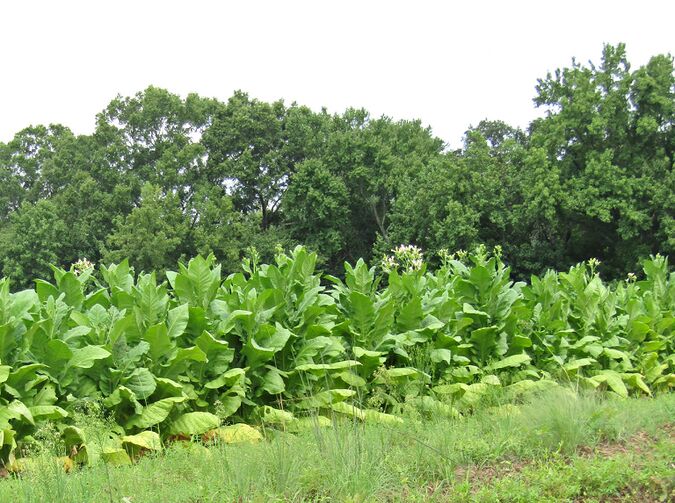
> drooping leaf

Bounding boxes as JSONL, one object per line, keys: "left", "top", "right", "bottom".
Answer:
{"left": 122, "top": 431, "right": 162, "bottom": 452}
{"left": 168, "top": 412, "right": 221, "bottom": 436}
{"left": 125, "top": 397, "right": 185, "bottom": 430}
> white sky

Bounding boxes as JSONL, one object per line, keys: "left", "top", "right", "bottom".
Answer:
{"left": 1, "top": 1, "right": 673, "bottom": 148}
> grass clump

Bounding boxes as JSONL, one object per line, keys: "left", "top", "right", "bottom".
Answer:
{"left": 1, "top": 388, "right": 673, "bottom": 502}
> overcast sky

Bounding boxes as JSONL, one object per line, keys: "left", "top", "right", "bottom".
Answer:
{"left": 1, "top": 1, "right": 673, "bottom": 147}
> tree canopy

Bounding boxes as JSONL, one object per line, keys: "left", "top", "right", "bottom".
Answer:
{"left": 0, "top": 44, "right": 673, "bottom": 287}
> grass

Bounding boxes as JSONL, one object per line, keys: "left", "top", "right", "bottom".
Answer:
{"left": 1, "top": 388, "right": 673, "bottom": 502}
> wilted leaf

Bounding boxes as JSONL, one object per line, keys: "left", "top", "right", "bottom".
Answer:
{"left": 122, "top": 431, "right": 162, "bottom": 452}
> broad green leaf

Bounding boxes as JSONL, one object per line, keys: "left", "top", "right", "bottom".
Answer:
{"left": 35, "top": 280, "right": 58, "bottom": 302}
{"left": 242, "top": 323, "right": 292, "bottom": 367}
{"left": 295, "top": 361, "right": 361, "bottom": 372}
{"left": 330, "top": 401, "right": 366, "bottom": 420}
{"left": 143, "top": 323, "right": 173, "bottom": 361}
{"left": 168, "top": 412, "right": 221, "bottom": 436}
{"left": 470, "top": 325, "right": 498, "bottom": 360}
{"left": 261, "top": 367, "right": 286, "bottom": 395}
{"left": 488, "top": 353, "right": 531, "bottom": 370}
{"left": 217, "top": 396, "right": 242, "bottom": 418}
{"left": 8, "top": 401, "right": 34, "bottom": 425}
{"left": 45, "top": 340, "right": 73, "bottom": 364}
{"left": 0, "top": 366, "right": 10, "bottom": 384}
{"left": 125, "top": 397, "right": 185, "bottom": 430}
{"left": 433, "top": 383, "right": 468, "bottom": 397}
{"left": 572, "top": 336, "right": 600, "bottom": 349}
{"left": 154, "top": 377, "right": 184, "bottom": 398}
{"left": 167, "top": 304, "right": 189, "bottom": 339}
{"left": 564, "top": 358, "right": 596, "bottom": 371}
{"left": 62, "top": 426, "right": 86, "bottom": 449}
{"left": 122, "top": 368, "right": 156, "bottom": 400}
{"left": 430, "top": 349, "right": 453, "bottom": 364}
{"left": 603, "top": 348, "right": 628, "bottom": 360}
{"left": 172, "top": 346, "right": 207, "bottom": 364}
{"left": 623, "top": 374, "right": 651, "bottom": 395}
{"left": 397, "top": 297, "right": 423, "bottom": 331}
{"left": 297, "top": 389, "right": 356, "bottom": 409}
{"left": 349, "top": 291, "right": 375, "bottom": 340}
{"left": 337, "top": 371, "right": 366, "bottom": 387}
{"left": 463, "top": 304, "right": 489, "bottom": 318}
{"left": 28, "top": 406, "right": 67, "bottom": 421}
{"left": 511, "top": 335, "right": 532, "bottom": 348}
{"left": 58, "top": 273, "right": 84, "bottom": 308}
{"left": 590, "top": 371, "right": 628, "bottom": 398}
{"left": 204, "top": 368, "right": 245, "bottom": 390}
{"left": 481, "top": 374, "right": 501, "bottom": 386}
{"left": 382, "top": 367, "right": 420, "bottom": 379}
{"left": 628, "top": 321, "right": 651, "bottom": 342}
{"left": 68, "top": 346, "right": 111, "bottom": 369}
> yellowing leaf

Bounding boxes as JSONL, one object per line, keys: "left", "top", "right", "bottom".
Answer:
{"left": 363, "top": 410, "right": 403, "bottom": 424}
{"left": 101, "top": 448, "right": 132, "bottom": 465}
{"left": 122, "top": 431, "right": 162, "bottom": 452}
{"left": 210, "top": 424, "right": 262, "bottom": 444}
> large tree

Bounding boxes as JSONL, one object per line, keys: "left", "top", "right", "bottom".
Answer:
{"left": 0, "top": 124, "right": 73, "bottom": 220}
{"left": 95, "top": 86, "right": 219, "bottom": 206}
{"left": 0, "top": 46, "right": 671, "bottom": 284}
{"left": 202, "top": 91, "right": 331, "bottom": 230}
{"left": 0, "top": 200, "right": 69, "bottom": 286}
{"left": 531, "top": 43, "right": 674, "bottom": 275}
{"left": 386, "top": 121, "right": 533, "bottom": 272}
{"left": 285, "top": 110, "right": 446, "bottom": 268}
{"left": 103, "top": 183, "right": 190, "bottom": 274}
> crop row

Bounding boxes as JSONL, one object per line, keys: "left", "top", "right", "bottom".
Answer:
{"left": 0, "top": 246, "right": 672, "bottom": 467}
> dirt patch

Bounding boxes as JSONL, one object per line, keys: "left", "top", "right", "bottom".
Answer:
{"left": 577, "top": 423, "right": 674, "bottom": 459}
{"left": 453, "top": 456, "right": 531, "bottom": 487}
{"left": 574, "top": 472, "right": 674, "bottom": 503}
{"left": 452, "top": 423, "right": 674, "bottom": 497}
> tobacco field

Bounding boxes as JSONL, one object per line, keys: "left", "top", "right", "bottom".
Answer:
{"left": 0, "top": 245, "right": 672, "bottom": 471}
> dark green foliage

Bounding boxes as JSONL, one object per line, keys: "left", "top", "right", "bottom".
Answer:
{"left": 103, "top": 183, "right": 190, "bottom": 274}
{"left": 0, "top": 44, "right": 673, "bottom": 285}
{"left": 0, "top": 200, "right": 69, "bottom": 281}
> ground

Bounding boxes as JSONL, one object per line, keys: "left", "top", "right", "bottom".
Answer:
{"left": 1, "top": 389, "right": 673, "bottom": 502}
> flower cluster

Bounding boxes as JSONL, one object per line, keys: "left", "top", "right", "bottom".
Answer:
{"left": 72, "top": 258, "right": 94, "bottom": 276}
{"left": 381, "top": 244, "right": 424, "bottom": 273}
{"left": 587, "top": 257, "right": 601, "bottom": 274}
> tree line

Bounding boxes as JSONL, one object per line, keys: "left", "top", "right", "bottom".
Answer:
{"left": 0, "top": 44, "right": 673, "bottom": 287}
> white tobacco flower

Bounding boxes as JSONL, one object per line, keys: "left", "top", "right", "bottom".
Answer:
{"left": 72, "top": 258, "right": 94, "bottom": 275}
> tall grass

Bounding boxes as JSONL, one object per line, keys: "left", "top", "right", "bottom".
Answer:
{"left": 2, "top": 388, "right": 673, "bottom": 502}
